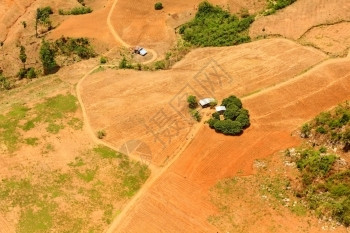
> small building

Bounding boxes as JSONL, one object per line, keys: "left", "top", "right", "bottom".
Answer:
{"left": 199, "top": 98, "right": 215, "bottom": 107}
{"left": 215, "top": 106, "right": 226, "bottom": 113}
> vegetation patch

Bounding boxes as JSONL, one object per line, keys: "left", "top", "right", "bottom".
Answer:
{"left": 179, "top": 1, "right": 254, "bottom": 47}
{"left": 0, "top": 93, "right": 79, "bottom": 153}
{"left": 263, "top": 0, "right": 297, "bottom": 16}
{"left": 207, "top": 95, "right": 250, "bottom": 135}
{"left": 0, "top": 145, "right": 150, "bottom": 232}
{"left": 300, "top": 102, "right": 350, "bottom": 152}
{"left": 59, "top": 7, "right": 92, "bottom": 15}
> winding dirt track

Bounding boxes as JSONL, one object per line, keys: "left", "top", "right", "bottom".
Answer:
{"left": 107, "top": 0, "right": 158, "bottom": 64}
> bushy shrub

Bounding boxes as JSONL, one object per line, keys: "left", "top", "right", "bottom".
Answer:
{"left": 0, "top": 73, "right": 11, "bottom": 90}
{"left": 301, "top": 123, "right": 311, "bottom": 138}
{"left": 236, "top": 109, "right": 250, "bottom": 128}
{"left": 154, "top": 2, "right": 163, "bottom": 10}
{"left": 119, "top": 57, "right": 133, "bottom": 69}
{"left": 190, "top": 110, "right": 201, "bottom": 122}
{"left": 100, "top": 56, "right": 107, "bottom": 64}
{"left": 316, "top": 126, "right": 327, "bottom": 134}
{"left": 26, "top": 68, "right": 37, "bottom": 79}
{"left": 59, "top": 7, "right": 92, "bottom": 15}
{"left": 187, "top": 95, "right": 197, "bottom": 109}
{"left": 154, "top": 60, "right": 165, "bottom": 70}
{"left": 179, "top": 1, "right": 254, "bottom": 47}
{"left": 97, "top": 130, "right": 106, "bottom": 139}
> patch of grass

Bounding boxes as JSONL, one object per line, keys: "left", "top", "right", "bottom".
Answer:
{"left": 68, "top": 117, "right": 83, "bottom": 130}
{"left": 0, "top": 145, "right": 151, "bottom": 232}
{"left": 93, "top": 145, "right": 121, "bottom": 159}
{"left": 54, "top": 37, "right": 96, "bottom": 59}
{"left": 179, "top": 1, "right": 254, "bottom": 47}
{"left": 59, "top": 6, "right": 92, "bottom": 15}
{"left": 46, "top": 122, "right": 64, "bottom": 134}
{"left": 24, "top": 137, "right": 39, "bottom": 146}
{"left": 264, "top": 0, "right": 297, "bottom": 16}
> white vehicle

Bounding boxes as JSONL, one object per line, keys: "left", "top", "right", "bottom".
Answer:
{"left": 134, "top": 46, "right": 148, "bottom": 56}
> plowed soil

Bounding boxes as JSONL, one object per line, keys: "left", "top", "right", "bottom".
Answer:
{"left": 249, "top": 0, "right": 350, "bottom": 40}
{"left": 113, "top": 55, "right": 350, "bottom": 233}
{"left": 299, "top": 21, "right": 350, "bottom": 57}
{"left": 81, "top": 38, "right": 326, "bottom": 166}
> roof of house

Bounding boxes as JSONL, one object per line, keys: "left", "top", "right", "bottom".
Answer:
{"left": 215, "top": 106, "right": 226, "bottom": 112}
{"left": 199, "top": 98, "right": 215, "bottom": 106}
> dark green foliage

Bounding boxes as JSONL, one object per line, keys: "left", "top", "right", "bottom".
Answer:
{"left": 296, "top": 149, "right": 336, "bottom": 184}
{"left": 301, "top": 103, "right": 350, "bottom": 151}
{"left": 17, "top": 68, "right": 38, "bottom": 79}
{"left": 316, "top": 126, "right": 327, "bottom": 134}
{"left": 21, "top": 21, "right": 27, "bottom": 28}
{"left": 154, "top": 2, "right": 163, "bottom": 10}
{"left": 343, "top": 129, "right": 350, "bottom": 151}
{"left": 40, "top": 40, "right": 57, "bottom": 74}
{"left": 236, "top": 109, "right": 250, "bottom": 128}
{"left": 54, "top": 37, "right": 96, "bottom": 59}
{"left": 187, "top": 95, "right": 197, "bottom": 109}
{"left": 26, "top": 68, "right": 37, "bottom": 79}
{"left": 0, "top": 73, "right": 11, "bottom": 90}
{"left": 19, "top": 46, "right": 27, "bottom": 68}
{"left": 214, "top": 119, "right": 242, "bottom": 135}
{"left": 222, "top": 95, "right": 242, "bottom": 108}
{"left": 301, "top": 123, "right": 311, "bottom": 138}
{"left": 292, "top": 147, "right": 350, "bottom": 226}
{"left": 212, "top": 112, "right": 220, "bottom": 120}
{"left": 179, "top": 1, "right": 254, "bottom": 47}
{"left": 264, "top": 0, "right": 297, "bottom": 16}
{"left": 207, "top": 95, "right": 249, "bottom": 135}
{"left": 36, "top": 7, "right": 53, "bottom": 37}
{"left": 100, "top": 56, "right": 107, "bottom": 64}
{"left": 223, "top": 105, "right": 240, "bottom": 120}
{"left": 119, "top": 57, "right": 133, "bottom": 69}
{"left": 59, "top": 7, "right": 92, "bottom": 15}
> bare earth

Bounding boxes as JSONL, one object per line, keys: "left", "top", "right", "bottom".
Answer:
{"left": 299, "top": 21, "right": 350, "bottom": 57}
{"left": 250, "top": 0, "right": 350, "bottom": 40}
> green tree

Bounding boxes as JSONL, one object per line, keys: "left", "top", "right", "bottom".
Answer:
{"left": 35, "top": 7, "right": 53, "bottom": 37}
{"left": 154, "top": 2, "right": 163, "bottom": 10}
{"left": 39, "top": 40, "right": 57, "bottom": 74}
{"left": 19, "top": 46, "right": 27, "bottom": 69}
{"left": 214, "top": 120, "right": 243, "bottom": 135}
{"left": 301, "top": 123, "right": 311, "bottom": 138}
{"left": 187, "top": 95, "right": 197, "bottom": 109}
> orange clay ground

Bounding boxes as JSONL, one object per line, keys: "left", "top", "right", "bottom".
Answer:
{"left": 1, "top": 0, "right": 350, "bottom": 232}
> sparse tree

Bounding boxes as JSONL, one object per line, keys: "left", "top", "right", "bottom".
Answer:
{"left": 19, "top": 46, "right": 27, "bottom": 69}
{"left": 35, "top": 7, "right": 53, "bottom": 37}
{"left": 154, "top": 2, "right": 163, "bottom": 10}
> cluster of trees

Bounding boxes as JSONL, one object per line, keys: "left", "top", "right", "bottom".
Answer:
{"left": 17, "top": 46, "right": 38, "bottom": 79}
{"left": 59, "top": 7, "right": 92, "bottom": 15}
{"left": 179, "top": 1, "right": 254, "bottom": 47}
{"left": 187, "top": 95, "right": 201, "bottom": 122}
{"left": 39, "top": 37, "right": 96, "bottom": 74}
{"left": 207, "top": 95, "right": 250, "bottom": 135}
{"left": 264, "top": 0, "right": 297, "bottom": 15}
{"left": 35, "top": 7, "right": 53, "bottom": 37}
{"left": 301, "top": 103, "right": 350, "bottom": 151}
{"left": 290, "top": 147, "right": 350, "bottom": 226}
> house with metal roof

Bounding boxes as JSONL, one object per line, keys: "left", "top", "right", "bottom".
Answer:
{"left": 199, "top": 98, "right": 215, "bottom": 107}
{"left": 215, "top": 106, "right": 226, "bottom": 113}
